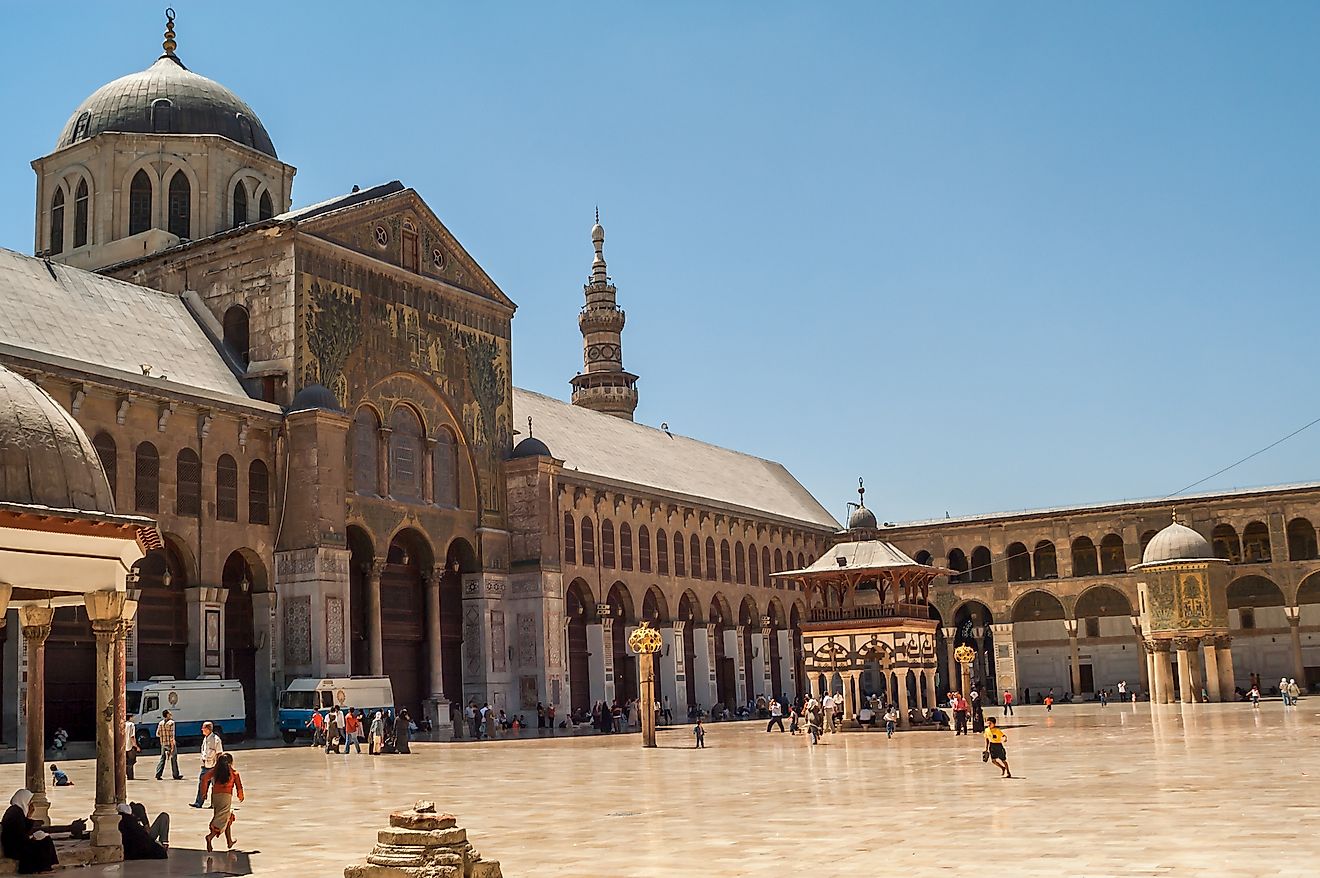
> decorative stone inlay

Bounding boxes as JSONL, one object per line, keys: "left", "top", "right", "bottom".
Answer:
{"left": 344, "top": 801, "right": 503, "bottom": 878}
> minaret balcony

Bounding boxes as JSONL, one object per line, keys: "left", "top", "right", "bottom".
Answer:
{"left": 578, "top": 308, "right": 626, "bottom": 333}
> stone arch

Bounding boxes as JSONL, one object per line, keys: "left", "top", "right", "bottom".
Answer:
{"left": 969, "top": 546, "right": 992, "bottom": 582}
{"left": 118, "top": 157, "right": 161, "bottom": 236}
{"left": 641, "top": 586, "right": 670, "bottom": 623}
{"left": 1287, "top": 517, "right": 1318, "bottom": 561}
{"left": 913, "top": 549, "right": 932, "bottom": 566}
{"left": 565, "top": 578, "right": 594, "bottom": 714}
{"left": 1006, "top": 541, "right": 1031, "bottom": 582}
{"left": 438, "top": 538, "right": 476, "bottom": 704}
{"left": 382, "top": 527, "right": 435, "bottom": 716}
{"left": 1010, "top": 589, "right": 1067, "bottom": 622}
{"left": 1242, "top": 521, "right": 1272, "bottom": 563}
{"left": 347, "top": 524, "right": 377, "bottom": 676}
{"left": 608, "top": 582, "right": 638, "bottom": 702}
{"left": 1099, "top": 534, "right": 1127, "bottom": 574}
{"left": 1074, "top": 584, "right": 1133, "bottom": 621}
{"left": 162, "top": 160, "right": 200, "bottom": 239}
{"left": 947, "top": 548, "right": 969, "bottom": 583}
{"left": 1033, "top": 540, "right": 1058, "bottom": 579}
{"left": 221, "top": 549, "right": 264, "bottom": 736}
{"left": 1212, "top": 523, "right": 1241, "bottom": 562}
{"left": 1226, "top": 575, "right": 1285, "bottom": 609}
{"left": 677, "top": 589, "right": 703, "bottom": 625}
{"left": 1071, "top": 536, "right": 1099, "bottom": 577}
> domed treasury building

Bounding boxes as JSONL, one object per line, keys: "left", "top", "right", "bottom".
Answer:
{"left": 0, "top": 12, "right": 838, "bottom": 743}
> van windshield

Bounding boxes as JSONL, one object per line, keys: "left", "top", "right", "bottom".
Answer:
{"left": 125, "top": 691, "right": 142, "bottom": 715}
{"left": 281, "top": 691, "right": 317, "bottom": 711}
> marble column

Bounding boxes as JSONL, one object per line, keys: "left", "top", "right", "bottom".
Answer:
{"left": 1132, "top": 621, "right": 1150, "bottom": 695}
{"left": 1143, "top": 641, "right": 1161, "bottom": 704}
{"left": 1188, "top": 640, "right": 1204, "bottom": 701}
{"left": 1155, "top": 641, "right": 1175, "bottom": 704}
{"left": 1202, "top": 641, "right": 1222, "bottom": 703}
{"left": 669, "top": 621, "right": 687, "bottom": 718}
{"left": 692, "top": 624, "right": 715, "bottom": 710}
{"left": 1286, "top": 610, "right": 1305, "bottom": 683}
{"left": 19, "top": 606, "right": 53, "bottom": 825}
{"left": 734, "top": 626, "right": 748, "bottom": 705}
{"left": 596, "top": 604, "right": 616, "bottom": 704}
{"left": 367, "top": 559, "right": 385, "bottom": 676}
{"left": 1064, "top": 618, "right": 1082, "bottom": 695}
{"left": 925, "top": 669, "right": 938, "bottom": 709}
{"left": 1174, "top": 638, "right": 1195, "bottom": 704}
{"left": 758, "top": 621, "right": 774, "bottom": 700}
{"left": 895, "top": 670, "right": 910, "bottom": 727}
{"left": 86, "top": 590, "right": 126, "bottom": 854}
{"left": 841, "top": 673, "right": 856, "bottom": 724}
{"left": 942, "top": 627, "right": 958, "bottom": 691}
{"left": 424, "top": 567, "right": 449, "bottom": 731}
{"left": 1214, "top": 635, "right": 1236, "bottom": 698}
{"left": 114, "top": 607, "right": 135, "bottom": 805}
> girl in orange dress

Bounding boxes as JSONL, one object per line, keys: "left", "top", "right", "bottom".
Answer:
{"left": 199, "top": 753, "right": 244, "bottom": 851}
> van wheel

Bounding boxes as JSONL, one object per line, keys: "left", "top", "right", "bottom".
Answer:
{"left": 282, "top": 731, "right": 297, "bottom": 745}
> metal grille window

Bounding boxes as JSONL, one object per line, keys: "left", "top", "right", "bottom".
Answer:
{"left": 50, "top": 189, "right": 64, "bottom": 254}
{"left": 129, "top": 170, "right": 152, "bottom": 235}
{"left": 636, "top": 525, "right": 650, "bottom": 573}
{"left": 748, "top": 545, "right": 759, "bottom": 588}
{"left": 691, "top": 535, "right": 702, "bottom": 580}
{"left": 93, "top": 432, "right": 117, "bottom": 500}
{"left": 216, "top": 455, "right": 238, "bottom": 521}
{"left": 654, "top": 528, "right": 667, "bottom": 575}
{"left": 563, "top": 513, "right": 576, "bottom": 565}
{"left": 248, "top": 460, "right": 270, "bottom": 525}
{"left": 134, "top": 442, "right": 159, "bottom": 513}
{"left": 601, "top": 521, "right": 616, "bottom": 569}
{"left": 672, "top": 532, "right": 685, "bottom": 577}
{"left": 389, "top": 406, "right": 424, "bottom": 502}
{"left": 167, "top": 170, "right": 190, "bottom": 239}
{"left": 706, "top": 537, "right": 718, "bottom": 580}
{"left": 176, "top": 449, "right": 201, "bottom": 517}
{"left": 580, "top": 518, "right": 595, "bottom": 567}
{"left": 74, "top": 179, "right": 88, "bottom": 248}
{"left": 620, "top": 523, "right": 633, "bottom": 571}
{"left": 433, "top": 429, "right": 458, "bottom": 508}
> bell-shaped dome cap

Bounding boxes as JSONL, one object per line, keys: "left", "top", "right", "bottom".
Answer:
{"left": 1141, "top": 521, "right": 1214, "bottom": 565}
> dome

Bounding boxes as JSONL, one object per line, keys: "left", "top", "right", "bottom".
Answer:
{"left": 847, "top": 504, "right": 878, "bottom": 530}
{"left": 511, "top": 436, "right": 552, "bottom": 459}
{"left": 288, "top": 384, "right": 343, "bottom": 413}
{"left": 1141, "top": 521, "right": 1214, "bottom": 566}
{"left": 0, "top": 363, "right": 115, "bottom": 513}
{"left": 56, "top": 55, "right": 277, "bottom": 158}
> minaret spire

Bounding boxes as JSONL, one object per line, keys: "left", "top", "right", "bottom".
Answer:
{"left": 162, "top": 7, "right": 177, "bottom": 56}
{"left": 570, "top": 211, "right": 639, "bottom": 420}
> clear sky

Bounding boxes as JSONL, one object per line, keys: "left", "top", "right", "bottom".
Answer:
{"left": 3, "top": 2, "right": 1319, "bottom": 524}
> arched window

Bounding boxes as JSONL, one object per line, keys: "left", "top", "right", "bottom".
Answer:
{"left": 1242, "top": 521, "right": 1271, "bottom": 563}
{"left": 690, "top": 534, "right": 702, "bottom": 579}
{"left": 1212, "top": 524, "right": 1240, "bottom": 562}
{"left": 258, "top": 191, "right": 273, "bottom": 220}
{"left": 134, "top": 442, "right": 159, "bottom": 513}
{"left": 248, "top": 460, "right": 270, "bottom": 525}
{"left": 1033, "top": 540, "right": 1058, "bottom": 578}
{"left": 175, "top": 448, "right": 201, "bottom": 517}
{"left": 797, "top": 552, "right": 805, "bottom": 569}
{"left": 232, "top": 181, "right": 248, "bottom": 228}
{"left": 167, "top": 170, "right": 190, "bottom": 239}
{"left": 1071, "top": 537, "right": 1099, "bottom": 577}
{"left": 433, "top": 428, "right": 459, "bottom": 508}
{"left": 92, "top": 432, "right": 117, "bottom": 500}
{"left": 734, "top": 541, "right": 746, "bottom": 584}
{"left": 1288, "top": 518, "right": 1317, "bottom": 561}
{"left": 72, "top": 111, "right": 91, "bottom": 142}
{"left": 388, "top": 406, "right": 424, "bottom": 501}
{"left": 707, "top": 537, "right": 718, "bottom": 580}
{"left": 947, "top": 548, "right": 968, "bottom": 583}
{"left": 1006, "top": 542, "right": 1031, "bottom": 582}
{"left": 129, "top": 170, "right": 152, "bottom": 235}
{"left": 151, "top": 98, "right": 172, "bottom": 133}
{"left": 49, "top": 188, "right": 64, "bottom": 254}
{"left": 774, "top": 548, "right": 783, "bottom": 572}
{"left": 637, "top": 525, "right": 651, "bottom": 573}
{"left": 351, "top": 408, "right": 379, "bottom": 495}
{"left": 672, "top": 532, "right": 685, "bottom": 576}
{"left": 563, "top": 512, "right": 576, "bottom": 565}
{"left": 580, "top": 518, "right": 596, "bottom": 567}
{"left": 654, "top": 528, "right": 667, "bottom": 575}
{"left": 969, "top": 546, "right": 992, "bottom": 582}
{"left": 1099, "top": 534, "right": 1127, "bottom": 573}
{"left": 719, "top": 539, "right": 731, "bottom": 583}
{"left": 601, "top": 520, "right": 616, "bottom": 569}
{"left": 762, "top": 546, "right": 771, "bottom": 587}
{"left": 223, "top": 305, "right": 249, "bottom": 366}
{"left": 216, "top": 454, "right": 238, "bottom": 521}
{"left": 73, "top": 179, "right": 89, "bottom": 248}
{"left": 401, "top": 220, "right": 419, "bottom": 272}
{"left": 619, "top": 523, "right": 633, "bottom": 571}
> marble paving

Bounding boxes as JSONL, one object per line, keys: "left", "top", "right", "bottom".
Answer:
{"left": 5, "top": 702, "right": 1318, "bottom": 877}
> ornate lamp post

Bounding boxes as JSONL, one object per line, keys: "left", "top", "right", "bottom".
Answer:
{"left": 954, "top": 644, "right": 977, "bottom": 696}
{"left": 628, "top": 621, "right": 664, "bottom": 748}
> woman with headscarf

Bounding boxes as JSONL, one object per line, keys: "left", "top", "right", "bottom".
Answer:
{"left": 1, "top": 790, "right": 57, "bottom": 874}
{"left": 198, "top": 753, "right": 244, "bottom": 852}
{"left": 393, "top": 709, "right": 412, "bottom": 754}
{"left": 369, "top": 711, "right": 386, "bottom": 756}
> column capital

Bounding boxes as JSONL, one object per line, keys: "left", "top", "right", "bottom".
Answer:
{"left": 1213, "top": 634, "right": 1233, "bottom": 650}
{"left": 1171, "top": 636, "right": 1197, "bottom": 651}
{"left": 369, "top": 558, "right": 387, "bottom": 579}
{"left": 941, "top": 626, "right": 958, "bottom": 639}
{"left": 18, "top": 605, "right": 54, "bottom": 643}
{"left": 1283, "top": 605, "right": 1301, "bottom": 624}
{"left": 989, "top": 622, "right": 1014, "bottom": 636}
{"left": 1148, "top": 638, "right": 1171, "bottom": 653}
{"left": 671, "top": 619, "right": 686, "bottom": 633}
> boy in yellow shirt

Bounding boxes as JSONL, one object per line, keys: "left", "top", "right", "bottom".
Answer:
{"left": 984, "top": 717, "right": 1011, "bottom": 778}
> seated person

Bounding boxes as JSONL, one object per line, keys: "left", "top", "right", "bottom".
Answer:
{"left": 907, "top": 708, "right": 923, "bottom": 726}
{"left": 118, "top": 802, "right": 168, "bottom": 860}
{"left": 930, "top": 707, "right": 950, "bottom": 730}
{"left": 2, "top": 789, "right": 57, "bottom": 875}
{"left": 858, "top": 706, "right": 874, "bottom": 725}
{"left": 49, "top": 765, "right": 72, "bottom": 787}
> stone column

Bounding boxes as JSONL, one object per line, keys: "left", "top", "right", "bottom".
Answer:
{"left": 989, "top": 622, "right": 1017, "bottom": 702}
{"left": 1154, "top": 640, "right": 1175, "bottom": 704}
{"left": 1063, "top": 618, "right": 1082, "bottom": 695}
{"left": 759, "top": 620, "right": 774, "bottom": 700}
{"left": 691, "top": 624, "right": 714, "bottom": 710}
{"left": 1286, "top": 609, "right": 1305, "bottom": 683}
{"left": 114, "top": 605, "right": 135, "bottom": 804}
{"left": 1187, "top": 640, "right": 1204, "bottom": 701}
{"left": 895, "top": 670, "right": 910, "bottom": 727}
{"left": 942, "top": 627, "right": 958, "bottom": 691}
{"left": 252, "top": 591, "right": 279, "bottom": 739}
{"left": 1132, "top": 620, "right": 1150, "bottom": 695}
{"left": 1143, "top": 641, "right": 1160, "bottom": 704}
{"left": 367, "top": 560, "right": 385, "bottom": 676}
{"left": 19, "top": 606, "right": 53, "bottom": 825}
{"left": 841, "top": 673, "right": 856, "bottom": 724}
{"left": 1174, "top": 637, "right": 1195, "bottom": 704}
{"left": 925, "top": 669, "right": 938, "bottom": 710}
{"left": 1202, "top": 640, "right": 1222, "bottom": 703}
{"left": 597, "top": 604, "right": 616, "bottom": 704}
{"left": 424, "top": 567, "right": 449, "bottom": 733}
{"left": 668, "top": 621, "right": 687, "bottom": 718}
{"left": 734, "top": 626, "right": 748, "bottom": 705}
{"left": 86, "top": 591, "right": 126, "bottom": 855}
{"left": 776, "top": 630, "right": 794, "bottom": 700}
{"left": 1214, "top": 635, "right": 1236, "bottom": 698}
{"left": 377, "top": 425, "right": 392, "bottom": 497}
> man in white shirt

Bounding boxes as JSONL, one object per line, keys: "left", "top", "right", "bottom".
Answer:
{"left": 821, "top": 693, "right": 836, "bottom": 734}
{"left": 766, "top": 698, "right": 785, "bottom": 733}
{"left": 190, "top": 722, "right": 223, "bottom": 809}
{"left": 124, "top": 714, "right": 140, "bottom": 780}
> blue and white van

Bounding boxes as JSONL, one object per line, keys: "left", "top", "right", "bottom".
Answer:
{"left": 127, "top": 677, "right": 246, "bottom": 746}
{"left": 279, "top": 677, "right": 394, "bottom": 744}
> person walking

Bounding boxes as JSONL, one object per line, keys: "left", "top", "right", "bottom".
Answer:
{"left": 766, "top": 698, "right": 786, "bottom": 732}
{"left": 343, "top": 709, "right": 362, "bottom": 754}
{"left": 189, "top": 722, "right": 223, "bottom": 809}
{"left": 546, "top": 703, "right": 556, "bottom": 733}
{"left": 821, "top": 692, "right": 836, "bottom": 735}
{"left": 983, "top": 717, "right": 1011, "bottom": 778}
{"left": 1117, "top": 680, "right": 1127, "bottom": 702}
{"left": 806, "top": 698, "right": 823, "bottom": 745}
{"left": 883, "top": 705, "right": 899, "bottom": 739}
{"left": 1044, "top": 694, "right": 1054, "bottom": 712}
{"left": 1249, "top": 685, "right": 1261, "bottom": 708}
{"left": 1287, "top": 679, "right": 1301, "bottom": 705}
{"left": 369, "top": 711, "right": 385, "bottom": 756}
{"left": 306, "top": 710, "right": 325, "bottom": 748}
{"left": 693, "top": 717, "right": 706, "bottom": 749}
{"left": 393, "top": 709, "right": 413, "bottom": 754}
{"left": 325, "top": 706, "right": 344, "bottom": 754}
{"left": 788, "top": 705, "right": 801, "bottom": 735}
{"left": 952, "top": 693, "right": 970, "bottom": 735}
{"left": 1279, "top": 677, "right": 1291, "bottom": 706}
{"left": 154, "top": 710, "right": 182, "bottom": 781}
{"left": 199, "top": 753, "right": 243, "bottom": 852}
{"left": 124, "top": 714, "right": 140, "bottom": 781}
{"left": 1002, "top": 690, "right": 1014, "bottom": 716}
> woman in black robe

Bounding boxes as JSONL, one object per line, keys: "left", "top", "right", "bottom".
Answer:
{"left": 1, "top": 789, "right": 58, "bottom": 874}
{"left": 118, "top": 803, "right": 168, "bottom": 860}
{"left": 393, "top": 709, "right": 412, "bottom": 754}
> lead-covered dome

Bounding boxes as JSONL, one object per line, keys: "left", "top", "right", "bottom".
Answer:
{"left": 847, "top": 504, "right": 878, "bottom": 530}
{"left": 56, "top": 54, "right": 277, "bottom": 158}
{"left": 0, "top": 363, "right": 115, "bottom": 513}
{"left": 1141, "top": 521, "right": 1213, "bottom": 566}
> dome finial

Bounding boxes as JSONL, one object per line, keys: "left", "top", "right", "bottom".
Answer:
{"left": 162, "top": 8, "right": 177, "bottom": 56}
{"left": 1171, "top": 508, "right": 1178, "bottom": 525}
{"left": 590, "top": 209, "right": 607, "bottom": 283}
{"left": 858, "top": 476, "right": 866, "bottom": 508}
{"left": 527, "top": 416, "right": 533, "bottom": 438}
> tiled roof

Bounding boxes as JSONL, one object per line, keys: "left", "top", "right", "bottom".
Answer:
{"left": 512, "top": 388, "right": 838, "bottom": 529}
{"left": 0, "top": 248, "right": 252, "bottom": 403}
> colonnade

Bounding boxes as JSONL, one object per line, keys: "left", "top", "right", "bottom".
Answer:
{"left": 803, "top": 666, "right": 938, "bottom": 728}
{"left": 1144, "top": 635, "right": 1235, "bottom": 704}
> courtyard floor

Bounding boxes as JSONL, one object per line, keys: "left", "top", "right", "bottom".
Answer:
{"left": 5, "top": 701, "right": 1317, "bottom": 877}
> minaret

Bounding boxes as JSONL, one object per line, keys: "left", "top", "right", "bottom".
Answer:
{"left": 570, "top": 211, "right": 638, "bottom": 420}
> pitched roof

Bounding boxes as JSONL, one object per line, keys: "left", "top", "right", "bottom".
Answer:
{"left": 774, "top": 539, "right": 952, "bottom": 577}
{"left": 512, "top": 388, "right": 838, "bottom": 529}
{"left": 0, "top": 248, "right": 256, "bottom": 404}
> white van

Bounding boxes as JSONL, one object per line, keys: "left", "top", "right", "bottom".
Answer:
{"left": 127, "top": 677, "right": 246, "bottom": 746}
{"left": 279, "top": 677, "right": 394, "bottom": 744}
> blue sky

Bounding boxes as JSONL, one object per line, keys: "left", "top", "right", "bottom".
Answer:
{"left": 3, "top": 2, "right": 1319, "bottom": 523}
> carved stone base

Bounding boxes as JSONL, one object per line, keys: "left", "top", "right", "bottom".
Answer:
{"left": 344, "top": 802, "right": 502, "bottom": 878}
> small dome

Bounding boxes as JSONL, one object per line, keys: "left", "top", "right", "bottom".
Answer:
{"left": 57, "top": 56, "right": 277, "bottom": 157}
{"left": 288, "top": 384, "right": 343, "bottom": 413}
{"left": 511, "top": 436, "right": 552, "bottom": 459}
{"left": 848, "top": 505, "right": 878, "bottom": 530}
{"left": 1141, "top": 521, "right": 1214, "bottom": 565}
{"left": 0, "top": 363, "right": 114, "bottom": 513}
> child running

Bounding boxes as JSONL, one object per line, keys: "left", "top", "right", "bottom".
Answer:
{"left": 983, "top": 717, "right": 1011, "bottom": 778}
{"left": 199, "top": 753, "right": 244, "bottom": 851}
